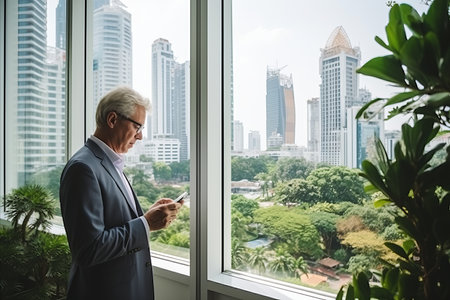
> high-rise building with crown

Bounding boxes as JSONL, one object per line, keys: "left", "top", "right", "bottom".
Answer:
{"left": 265, "top": 66, "right": 295, "bottom": 149}
{"left": 319, "top": 26, "right": 361, "bottom": 166}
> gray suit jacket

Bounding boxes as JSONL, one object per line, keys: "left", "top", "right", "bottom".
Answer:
{"left": 60, "top": 139, "right": 154, "bottom": 300}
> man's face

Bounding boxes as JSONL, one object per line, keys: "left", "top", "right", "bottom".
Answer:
{"left": 112, "top": 105, "right": 146, "bottom": 153}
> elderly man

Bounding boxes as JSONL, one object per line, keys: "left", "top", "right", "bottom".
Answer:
{"left": 60, "top": 86, "right": 183, "bottom": 300}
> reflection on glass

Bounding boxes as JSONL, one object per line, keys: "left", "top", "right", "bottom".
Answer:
{"left": 5, "top": 0, "right": 67, "bottom": 223}
{"left": 92, "top": 0, "right": 190, "bottom": 259}
{"left": 227, "top": 0, "right": 425, "bottom": 294}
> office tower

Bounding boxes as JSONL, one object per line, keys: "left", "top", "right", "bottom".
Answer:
{"left": 265, "top": 66, "right": 295, "bottom": 149}
{"left": 14, "top": 1, "right": 66, "bottom": 185}
{"left": 248, "top": 130, "right": 261, "bottom": 151}
{"left": 93, "top": 0, "right": 132, "bottom": 107}
{"left": 307, "top": 97, "right": 320, "bottom": 153}
{"left": 151, "top": 38, "right": 175, "bottom": 137}
{"left": 173, "top": 61, "right": 190, "bottom": 161}
{"left": 233, "top": 120, "right": 244, "bottom": 152}
{"left": 319, "top": 26, "right": 361, "bottom": 166}
{"left": 347, "top": 103, "right": 384, "bottom": 169}
{"left": 55, "top": 0, "right": 66, "bottom": 49}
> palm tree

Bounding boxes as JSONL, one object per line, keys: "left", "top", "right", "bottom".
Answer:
{"left": 231, "top": 239, "right": 249, "bottom": 270}
{"left": 268, "top": 248, "right": 296, "bottom": 276}
{"left": 248, "top": 247, "right": 268, "bottom": 275}
{"left": 4, "top": 184, "right": 56, "bottom": 242}
{"left": 294, "top": 256, "right": 309, "bottom": 278}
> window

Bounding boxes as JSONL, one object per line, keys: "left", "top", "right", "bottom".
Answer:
{"left": 4, "top": 0, "right": 66, "bottom": 222}
{"left": 225, "top": 0, "right": 429, "bottom": 297}
{"left": 91, "top": 0, "right": 190, "bottom": 260}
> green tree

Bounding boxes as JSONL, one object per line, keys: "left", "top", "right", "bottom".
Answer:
{"left": 231, "top": 238, "right": 249, "bottom": 270}
{"left": 254, "top": 206, "right": 322, "bottom": 258}
{"left": 153, "top": 162, "right": 172, "bottom": 182}
{"left": 272, "top": 157, "right": 314, "bottom": 182}
{"left": 309, "top": 211, "right": 339, "bottom": 255}
{"left": 231, "top": 194, "right": 259, "bottom": 218}
{"left": 169, "top": 160, "right": 190, "bottom": 181}
{"left": 269, "top": 247, "right": 296, "bottom": 276}
{"left": 306, "top": 166, "right": 367, "bottom": 204}
{"left": 4, "top": 184, "right": 56, "bottom": 242}
{"left": 231, "top": 156, "right": 272, "bottom": 181}
{"left": 248, "top": 247, "right": 268, "bottom": 275}
{"left": 274, "top": 178, "right": 320, "bottom": 206}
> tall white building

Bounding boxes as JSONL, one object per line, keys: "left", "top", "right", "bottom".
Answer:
{"left": 93, "top": 0, "right": 132, "bottom": 107}
{"left": 173, "top": 61, "right": 190, "bottom": 161}
{"left": 151, "top": 38, "right": 175, "bottom": 137}
{"left": 248, "top": 130, "right": 261, "bottom": 151}
{"left": 319, "top": 26, "right": 361, "bottom": 166}
{"left": 233, "top": 120, "right": 244, "bottom": 152}
{"left": 11, "top": 1, "right": 66, "bottom": 185}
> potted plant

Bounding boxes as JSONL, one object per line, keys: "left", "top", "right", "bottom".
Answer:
{"left": 337, "top": 0, "right": 450, "bottom": 299}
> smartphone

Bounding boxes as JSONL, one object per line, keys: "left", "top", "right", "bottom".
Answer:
{"left": 174, "top": 191, "right": 188, "bottom": 203}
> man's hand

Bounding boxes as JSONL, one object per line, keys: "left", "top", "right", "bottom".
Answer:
{"left": 143, "top": 198, "right": 184, "bottom": 231}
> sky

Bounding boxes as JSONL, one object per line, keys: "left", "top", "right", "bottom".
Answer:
{"left": 47, "top": 0, "right": 429, "bottom": 149}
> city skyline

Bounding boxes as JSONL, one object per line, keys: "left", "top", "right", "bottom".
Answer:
{"left": 46, "top": 0, "right": 429, "bottom": 149}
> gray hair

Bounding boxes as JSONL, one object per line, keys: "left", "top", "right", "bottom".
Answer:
{"left": 95, "top": 86, "right": 150, "bottom": 128}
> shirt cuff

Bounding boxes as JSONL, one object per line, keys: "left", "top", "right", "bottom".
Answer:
{"left": 139, "top": 216, "right": 150, "bottom": 240}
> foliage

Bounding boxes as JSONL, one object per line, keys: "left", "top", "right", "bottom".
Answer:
{"left": 231, "top": 156, "right": 274, "bottom": 181}
{"left": 338, "top": 1, "right": 450, "bottom": 299}
{"left": 274, "top": 178, "right": 320, "bottom": 206}
{"left": 309, "top": 211, "right": 339, "bottom": 255}
{"left": 306, "top": 166, "right": 368, "bottom": 204}
{"left": 169, "top": 160, "right": 190, "bottom": 181}
{"left": 254, "top": 206, "right": 322, "bottom": 259}
{"left": 152, "top": 161, "right": 172, "bottom": 182}
{"left": 1, "top": 185, "right": 70, "bottom": 299}
{"left": 271, "top": 157, "right": 315, "bottom": 182}
{"left": 231, "top": 194, "right": 259, "bottom": 218}
{"left": 4, "top": 184, "right": 56, "bottom": 242}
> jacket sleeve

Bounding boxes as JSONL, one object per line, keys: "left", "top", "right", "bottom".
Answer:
{"left": 60, "top": 160, "right": 149, "bottom": 267}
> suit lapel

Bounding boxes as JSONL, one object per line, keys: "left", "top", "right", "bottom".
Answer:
{"left": 86, "top": 139, "right": 139, "bottom": 218}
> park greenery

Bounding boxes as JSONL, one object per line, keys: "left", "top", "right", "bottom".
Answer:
{"left": 337, "top": 0, "right": 450, "bottom": 299}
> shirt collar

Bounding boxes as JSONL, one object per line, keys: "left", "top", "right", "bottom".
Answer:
{"left": 90, "top": 135, "right": 125, "bottom": 171}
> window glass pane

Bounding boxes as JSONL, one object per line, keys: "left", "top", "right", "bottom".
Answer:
{"left": 92, "top": 0, "right": 190, "bottom": 260}
{"left": 5, "top": 0, "right": 66, "bottom": 227}
{"left": 228, "top": 0, "right": 427, "bottom": 294}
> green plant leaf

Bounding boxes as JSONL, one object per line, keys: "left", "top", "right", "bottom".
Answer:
{"left": 423, "top": 0, "right": 449, "bottom": 46}
{"left": 370, "top": 286, "right": 394, "bottom": 300}
{"left": 345, "top": 284, "right": 355, "bottom": 300}
{"left": 399, "top": 4, "right": 423, "bottom": 36}
{"left": 357, "top": 56, "right": 406, "bottom": 86}
{"left": 375, "top": 36, "right": 391, "bottom": 52}
{"left": 374, "top": 198, "right": 392, "bottom": 208}
{"left": 385, "top": 90, "right": 421, "bottom": 107}
{"left": 353, "top": 272, "right": 370, "bottom": 300}
{"left": 426, "top": 92, "right": 450, "bottom": 108}
{"left": 386, "top": 4, "right": 407, "bottom": 54}
{"left": 355, "top": 98, "right": 386, "bottom": 119}
{"left": 385, "top": 242, "right": 408, "bottom": 259}
{"left": 336, "top": 286, "right": 344, "bottom": 300}
{"left": 382, "top": 267, "right": 399, "bottom": 293}
{"left": 374, "top": 138, "right": 391, "bottom": 175}
{"left": 360, "top": 160, "right": 389, "bottom": 196}
{"left": 402, "top": 239, "right": 416, "bottom": 256}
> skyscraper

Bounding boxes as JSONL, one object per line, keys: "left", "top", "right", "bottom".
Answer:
{"left": 173, "top": 61, "right": 190, "bottom": 161}
{"left": 265, "top": 66, "right": 295, "bottom": 149}
{"left": 307, "top": 97, "right": 320, "bottom": 153}
{"left": 55, "top": 0, "right": 66, "bottom": 49}
{"left": 319, "top": 26, "right": 361, "bottom": 166}
{"left": 13, "top": 0, "right": 66, "bottom": 185}
{"left": 233, "top": 120, "right": 244, "bottom": 152}
{"left": 248, "top": 130, "right": 261, "bottom": 151}
{"left": 151, "top": 38, "right": 175, "bottom": 137}
{"left": 93, "top": 0, "right": 132, "bottom": 106}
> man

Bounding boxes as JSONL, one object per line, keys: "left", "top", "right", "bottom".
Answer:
{"left": 60, "top": 86, "right": 183, "bottom": 300}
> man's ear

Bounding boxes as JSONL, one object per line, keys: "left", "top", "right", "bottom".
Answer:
{"left": 106, "top": 111, "right": 118, "bottom": 129}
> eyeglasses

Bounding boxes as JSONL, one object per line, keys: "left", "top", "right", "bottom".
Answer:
{"left": 117, "top": 112, "right": 145, "bottom": 134}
